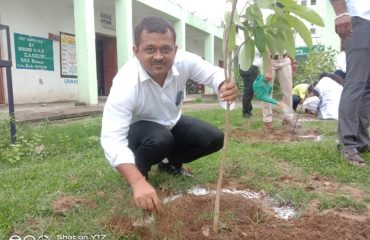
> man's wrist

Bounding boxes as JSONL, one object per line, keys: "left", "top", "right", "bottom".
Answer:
{"left": 335, "top": 12, "right": 350, "bottom": 21}
{"left": 129, "top": 175, "right": 146, "bottom": 186}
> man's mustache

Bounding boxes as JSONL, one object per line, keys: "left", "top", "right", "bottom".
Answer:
{"left": 152, "top": 61, "right": 165, "bottom": 65}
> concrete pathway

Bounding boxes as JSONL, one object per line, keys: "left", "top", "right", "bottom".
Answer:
{"left": 0, "top": 94, "right": 234, "bottom": 123}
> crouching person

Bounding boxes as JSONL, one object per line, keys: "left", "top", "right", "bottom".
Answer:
{"left": 100, "top": 16, "right": 238, "bottom": 212}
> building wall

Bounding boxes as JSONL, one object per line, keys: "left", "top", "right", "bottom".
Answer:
{"left": 295, "top": 0, "right": 340, "bottom": 51}
{"left": 0, "top": 0, "right": 225, "bottom": 104}
{"left": 0, "top": 0, "right": 78, "bottom": 104}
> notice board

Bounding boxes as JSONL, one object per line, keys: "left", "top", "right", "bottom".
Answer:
{"left": 14, "top": 33, "right": 54, "bottom": 71}
{"left": 60, "top": 32, "right": 77, "bottom": 78}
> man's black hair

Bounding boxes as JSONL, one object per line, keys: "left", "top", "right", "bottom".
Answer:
{"left": 308, "top": 84, "right": 314, "bottom": 94}
{"left": 134, "top": 16, "right": 176, "bottom": 47}
{"left": 318, "top": 72, "right": 331, "bottom": 80}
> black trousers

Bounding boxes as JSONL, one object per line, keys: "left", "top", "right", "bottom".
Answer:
{"left": 240, "top": 65, "right": 259, "bottom": 115}
{"left": 127, "top": 115, "right": 224, "bottom": 177}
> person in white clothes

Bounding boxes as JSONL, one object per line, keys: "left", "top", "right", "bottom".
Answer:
{"left": 303, "top": 74, "right": 343, "bottom": 120}
{"left": 100, "top": 16, "right": 238, "bottom": 212}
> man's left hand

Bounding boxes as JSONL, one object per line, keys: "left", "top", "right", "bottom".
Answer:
{"left": 219, "top": 80, "right": 238, "bottom": 104}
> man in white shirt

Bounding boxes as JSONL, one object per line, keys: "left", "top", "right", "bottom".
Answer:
{"left": 335, "top": 49, "right": 346, "bottom": 79}
{"left": 303, "top": 74, "right": 343, "bottom": 120}
{"left": 330, "top": 0, "right": 370, "bottom": 167}
{"left": 101, "top": 16, "right": 237, "bottom": 212}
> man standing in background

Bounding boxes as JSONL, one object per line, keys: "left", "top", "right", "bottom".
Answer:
{"left": 262, "top": 53, "right": 296, "bottom": 130}
{"left": 239, "top": 50, "right": 262, "bottom": 118}
{"left": 330, "top": 0, "right": 370, "bottom": 166}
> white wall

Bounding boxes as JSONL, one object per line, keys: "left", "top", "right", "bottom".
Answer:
{"left": 0, "top": 0, "right": 77, "bottom": 104}
{"left": 0, "top": 0, "right": 225, "bottom": 104}
{"left": 94, "top": 1, "right": 116, "bottom": 36}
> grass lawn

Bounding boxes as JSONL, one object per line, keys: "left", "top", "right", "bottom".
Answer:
{"left": 1, "top": 107, "right": 369, "bottom": 239}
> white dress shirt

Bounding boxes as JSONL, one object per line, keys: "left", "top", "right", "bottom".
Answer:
{"left": 347, "top": 0, "right": 370, "bottom": 20}
{"left": 315, "top": 77, "right": 343, "bottom": 120}
{"left": 101, "top": 50, "right": 227, "bottom": 167}
{"left": 336, "top": 51, "right": 346, "bottom": 73}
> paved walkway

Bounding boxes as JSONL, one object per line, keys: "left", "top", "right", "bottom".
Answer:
{"left": 0, "top": 94, "right": 231, "bottom": 123}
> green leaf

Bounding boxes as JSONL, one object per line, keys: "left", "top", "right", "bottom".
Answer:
{"left": 265, "top": 13, "right": 277, "bottom": 25}
{"left": 239, "top": 39, "right": 255, "bottom": 71}
{"left": 254, "top": 26, "right": 266, "bottom": 53}
{"left": 277, "top": 0, "right": 325, "bottom": 26}
{"left": 265, "top": 31, "right": 277, "bottom": 55}
{"left": 282, "top": 28, "right": 296, "bottom": 58}
{"left": 273, "top": 31, "right": 286, "bottom": 55}
{"left": 261, "top": 50, "right": 270, "bottom": 75}
{"left": 227, "top": 22, "right": 237, "bottom": 53}
{"left": 248, "top": 3, "right": 264, "bottom": 26}
{"left": 256, "top": 0, "right": 275, "bottom": 9}
{"left": 282, "top": 14, "right": 313, "bottom": 47}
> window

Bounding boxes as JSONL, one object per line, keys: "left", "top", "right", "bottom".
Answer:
{"left": 301, "top": 0, "right": 307, "bottom": 6}
{"left": 310, "top": 28, "right": 316, "bottom": 35}
{"left": 311, "top": 0, "right": 317, "bottom": 5}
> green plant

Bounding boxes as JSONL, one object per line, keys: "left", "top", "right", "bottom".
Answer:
{"left": 237, "top": 0, "right": 325, "bottom": 73}
{"left": 233, "top": 67, "right": 244, "bottom": 96}
{"left": 294, "top": 46, "right": 337, "bottom": 85}
{"left": 0, "top": 118, "right": 11, "bottom": 148}
{"left": 1, "top": 111, "right": 370, "bottom": 238}
{"left": 318, "top": 195, "right": 366, "bottom": 212}
{"left": 1, "top": 134, "right": 47, "bottom": 164}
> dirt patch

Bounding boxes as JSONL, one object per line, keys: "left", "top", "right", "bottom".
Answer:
{"left": 230, "top": 126, "right": 322, "bottom": 143}
{"left": 106, "top": 192, "right": 370, "bottom": 240}
{"left": 53, "top": 195, "right": 96, "bottom": 214}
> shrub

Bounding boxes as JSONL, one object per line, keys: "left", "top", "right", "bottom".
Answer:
{"left": 294, "top": 46, "right": 337, "bottom": 85}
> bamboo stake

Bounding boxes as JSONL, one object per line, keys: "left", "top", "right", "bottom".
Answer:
{"left": 213, "top": 0, "right": 238, "bottom": 234}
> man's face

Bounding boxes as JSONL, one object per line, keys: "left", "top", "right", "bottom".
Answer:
{"left": 133, "top": 29, "right": 178, "bottom": 85}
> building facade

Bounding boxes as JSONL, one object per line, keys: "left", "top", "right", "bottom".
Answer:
{"left": 295, "top": 0, "right": 340, "bottom": 60}
{"left": 0, "top": 0, "right": 224, "bottom": 105}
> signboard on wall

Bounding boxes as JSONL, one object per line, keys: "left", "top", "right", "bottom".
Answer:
{"left": 14, "top": 33, "right": 54, "bottom": 71}
{"left": 60, "top": 32, "right": 77, "bottom": 78}
{"left": 100, "top": 12, "right": 115, "bottom": 30}
{"left": 295, "top": 45, "right": 323, "bottom": 62}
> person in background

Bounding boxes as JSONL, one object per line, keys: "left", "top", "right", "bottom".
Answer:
{"left": 100, "top": 16, "right": 238, "bottom": 212}
{"left": 303, "top": 74, "right": 343, "bottom": 120}
{"left": 239, "top": 50, "right": 262, "bottom": 118}
{"left": 330, "top": 0, "right": 369, "bottom": 167}
{"left": 292, "top": 83, "right": 313, "bottom": 111}
{"left": 335, "top": 40, "right": 346, "bottom": 79}
{"left": 262, "top": 53, "right": 297, "bottom": 130}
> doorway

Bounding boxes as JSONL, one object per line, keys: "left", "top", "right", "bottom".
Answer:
{"left": 96, "top": 35, "right": 117, "bottom": 96}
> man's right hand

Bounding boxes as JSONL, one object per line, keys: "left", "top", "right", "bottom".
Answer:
{"left": 115, "top": 164, "right": 162, "bottom": 212}
{"left": 335, "top": 14, "right": 352, "bottom": 39}
{"left": 131, "top": 177, "right": 161, "bottom": 212}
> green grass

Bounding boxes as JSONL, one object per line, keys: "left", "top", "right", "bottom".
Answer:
{"left": 1, "top": 108, "right": 369, "bottom": 239}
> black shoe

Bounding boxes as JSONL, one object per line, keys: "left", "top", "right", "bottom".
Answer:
{"left": 341, "top": 148, "right": 367, "bottom": 167}
{"left": 157, "top": 162, "right": 194, "bottom": 177}
{"left": 338, "top": 144, "right": 370, "bottom": 153}
{"left": 358, "top": 144, "right": 370, "bottom": 153}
